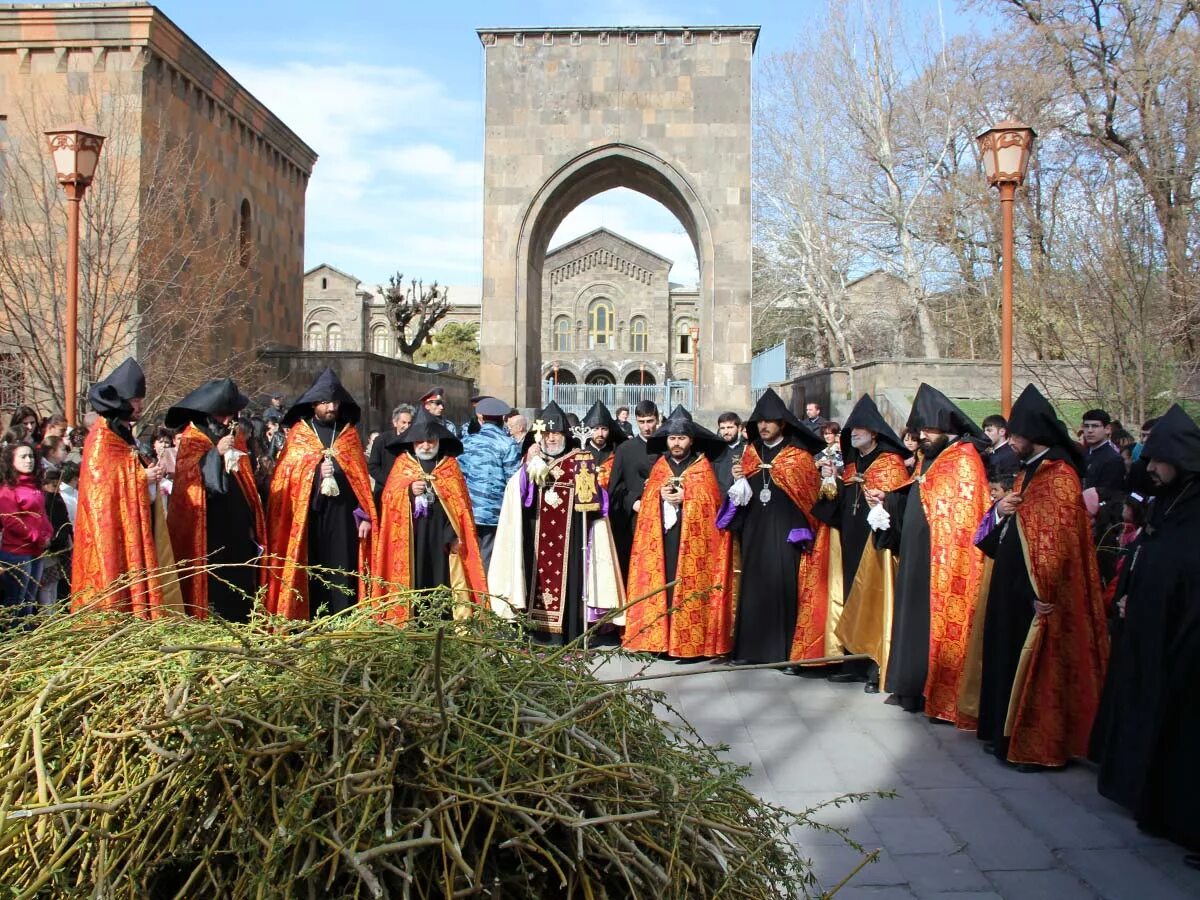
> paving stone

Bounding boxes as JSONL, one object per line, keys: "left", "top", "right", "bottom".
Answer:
{"left": 1058, "top": 848, "right": 1195, "bottom": 900}
{"left": 677, "top": 715, "right": 752, "bottom": 746}
{"left": 917, "top": 787, "right": 1055, "bottom": 871}
{"left": 1131, "top": 843, "right": 1200, "bottom": 895}
{"left": 890, "top": 851, "right": 992, "bottom": 894}
{"left": 806, "top": 843, "right": 907, "bottom": 890}
{"left": 1000, "top": 787, "right": 1124, "bottom": 850}
{"left": 834, "top": 887, "right": 917, "bottom": 899}
{"left": 987, "top": 868, "right": 1099, "bottom": 899}
{"left": 922, "top": 893, "right": 1003, "bottom": 900}
{"left": 874, "top": 816, "right": 961, "bottom": 856}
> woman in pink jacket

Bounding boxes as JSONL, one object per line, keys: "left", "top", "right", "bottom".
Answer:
{"left": 0, "top": 441, "right": 53, "bottom": 622}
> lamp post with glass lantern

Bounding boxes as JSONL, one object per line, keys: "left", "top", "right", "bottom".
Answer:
{"left": 976, "top": 121, "right": 1035, "bottom": 417}
{"left": 45, "top": 125, "right": 105, "bottom": 426}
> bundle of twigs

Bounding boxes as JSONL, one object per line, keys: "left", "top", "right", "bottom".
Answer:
{"left": 0, "top": 596, "right": 837, "bottom": 899}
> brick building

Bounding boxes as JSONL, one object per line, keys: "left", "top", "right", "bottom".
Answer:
{"left": 0, "top": 2, "right": 315, "bottom": 415}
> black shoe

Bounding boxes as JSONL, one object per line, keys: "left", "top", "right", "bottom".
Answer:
{"left": 792, "top": 666, "right": 830, "bottom": 679}
{"left": 982, "top": 742, "right": 995, "bottom": 755}
{"left": 829, "top": 671, "right": 867, "bottom": 684}
{"left": 1014, "top": 763, "right": 1046, "bottom": 774}
{"left": 1184, "top": 854, "right": 1200, "bottom": 871}
{"left": 863, "top": 682, "right": 880, "bottom": 694}
{"left": 883, "top": 694, "right": 901, "bottom": 706}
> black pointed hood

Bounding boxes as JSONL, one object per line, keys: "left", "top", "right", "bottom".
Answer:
{"left": 521, "top": 400, "right": 580, "bottom": 454}
{"left": 747, "top": 387, "right": 824, "bottom": 453}
{"left": 1008, "top": 383, "right": 1084, "bottom": 472}
{"left": 582, "top": 400, "right": 627, "bottom": 447}
{"left": 88, "top": 357, "right": 145, "bottom": 418}
{"left": 906, "top": 383, "right": 984, "bottom": 441}
{"left": 387, "top": 407, "right": 463, "bottom": 456}
{"left": 284, "top": 368, "right": 360, "bottom": 426}
{"left": 1141, "top": 404, "right": 1200, "bottom": 476}
{"left": 164, "top": 378, "right": 249, "bottom": 429}
{"left": 841, "top": 393, "right": 905, "bottom": 458}
{"left": 646, "top": 405, "right": 726, "bottom": 460}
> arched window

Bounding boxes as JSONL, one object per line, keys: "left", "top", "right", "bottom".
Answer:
{"left": 326, "top": 323, "right": 343, "bottom": 352}
{"left": 630, "top": 316, "right": 648, "bottom": 352}
{"left": 238, "top": 199, "right": 252, "bottom": 268}
{"left": 586, "top": 369, "right": 615, "bottom": 385}
{"left": 676, "top": 317, "right": 694, "bottom": 356}
{"left": 306, "top": 322, "right": 324, "bottom": 351}
{"left": 371, "top": 324, "right": 390, "bottom": 356}
{"left": 589, "top": 299, "right": 614, "bottom": 349}
{"left": 553, "top": 315, "right": 572, "bottom": 352}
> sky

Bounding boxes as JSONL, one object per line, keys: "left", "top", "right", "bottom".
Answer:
{"left": 152, "top": 0, "right": 993, "bottom": 291}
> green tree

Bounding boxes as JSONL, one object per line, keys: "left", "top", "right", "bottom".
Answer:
{"left": 415, "top": 322, "right": 480, "bottom": 380}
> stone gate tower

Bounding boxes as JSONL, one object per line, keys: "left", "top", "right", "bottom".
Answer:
{"left": 477, "top": 26, "right": 758, "bottom": 410}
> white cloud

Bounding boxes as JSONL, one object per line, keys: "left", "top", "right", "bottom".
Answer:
{"left": 225, "top": 59, "right": 483, "bottom": 283}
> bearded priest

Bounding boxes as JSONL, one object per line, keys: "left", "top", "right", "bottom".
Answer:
{"left": 723, "top": 388, "right": 828, "bottom": 665}
{"left": 265, "top": 368, "right": 377, "bottom": 619}
{"left": 623, "top": 406, "right": 733, "bottom": 660}
{"left": 582, "top": 399, "right": 627, "bottom": 490}
{"left": 373, "top": 408, "right": 487, "bottom": 623}
{"left": 865, "top": 383, "right": 989, "bottom": 723}
{"left": 488, "top": 401, "right": 624, "bottom": 644}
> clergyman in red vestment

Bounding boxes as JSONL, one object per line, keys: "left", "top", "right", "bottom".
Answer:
{"left": 265, "top": 368, "right": 377, "bottom": 620}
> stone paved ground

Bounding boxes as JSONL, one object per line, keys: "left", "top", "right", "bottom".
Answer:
{"left": 594, "top": 655, "right": 1200, "bottom": 899}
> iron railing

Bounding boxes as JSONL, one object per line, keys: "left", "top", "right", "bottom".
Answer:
{"left": 542, "top": 380, "right": 694, "bottom": 416}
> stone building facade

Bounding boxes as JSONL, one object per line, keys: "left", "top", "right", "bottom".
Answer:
{"left": 303, "top": 264, "right": 481, "bottom": 357}
{"left": 0, "top": 2, "right": 315, "bottom": 414}
{"left": 540, "top": 228, "right": 697, "bottom": 386}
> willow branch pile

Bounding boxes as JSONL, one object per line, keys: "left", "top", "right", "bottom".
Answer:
{"left": 0, "top": 605, "right": 825, "bottom": 898}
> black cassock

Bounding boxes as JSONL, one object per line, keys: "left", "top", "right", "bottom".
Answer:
{"left": 410, "top": 454, "right": 458, "bottom": 593}
{"left": 306, "top": 419, "right": 361, "bottom": 616}
{"left": 196, "top": 422, "right": 259, "bottom": 623}
{"left": 875, "top": 457, "right": 934, "bottom": 713}
{"left": 1094, "top": 480, "right": 1200, "bottom": 851}
{"left": 732, "top": 441, "right": 807, "bottom": 663}
{"left": 974, "top": 454, "right": 1051, "bottom": 759}
{"left": 608, "top": 436, "right": 658, "bottom": 577}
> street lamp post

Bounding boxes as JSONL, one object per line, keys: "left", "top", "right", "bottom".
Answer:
{"left": 976, "top": 121, "right": 1035, "bottom": 417}
{"left": 45, "top": 125, "right": 105, "bottom": 427}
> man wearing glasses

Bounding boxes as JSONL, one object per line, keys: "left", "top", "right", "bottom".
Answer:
{"left": 418, "top": 387, "right": 457, "bottom": 436}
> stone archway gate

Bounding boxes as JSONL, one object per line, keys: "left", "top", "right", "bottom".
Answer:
{"left": 478, "top": 26, "right": 758, "bottom": 410}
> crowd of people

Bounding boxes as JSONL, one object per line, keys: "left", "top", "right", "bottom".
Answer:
{"left": 3, "top": 360, "right": 1198, "bottom": 865}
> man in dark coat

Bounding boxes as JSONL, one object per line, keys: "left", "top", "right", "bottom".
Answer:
{"left": 981, "top": 414, "right": 1020, "bottom": 481}
{"left": 713, "top": 411, "right": 746, "bottom": 494}
{"left": 1081, "top": 409, "right": 1126, "bottom": 491}
{"left": 367, "top": 403, "right": 414, "bottom": 504}
{"left": 607, "top": 400, "right": 660, "bottom": 577}
{"left": 1094, "top": 404, "right": 1200, "bottom": 865}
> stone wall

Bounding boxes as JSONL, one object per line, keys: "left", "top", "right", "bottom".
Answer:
{"left": 777, "top": 358, "right": 1100, "bottom": 427}
{"left": 262, "top": 350, "right": 475, "bottom": 437}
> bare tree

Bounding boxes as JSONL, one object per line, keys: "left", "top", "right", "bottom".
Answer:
{"left": 998, "top": 0, "right": 1200, "bottom": 350}
{"left": 380, "top": 274, "right": 450, "bottom": 361}
{"left": 0, "top": 81, "right": 270, "bottom": 422}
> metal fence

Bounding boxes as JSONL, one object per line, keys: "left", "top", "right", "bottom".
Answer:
{"left": 542, "top": 380, "right": 694, "bottom": 417}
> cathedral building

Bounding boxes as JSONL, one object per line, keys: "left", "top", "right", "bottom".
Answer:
{"left": 541, "top": 228, "right": 698, "bottom": 388}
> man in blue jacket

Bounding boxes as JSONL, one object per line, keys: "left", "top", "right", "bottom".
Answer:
{"left": 458, "top": 397, "right": 522, "bottom": 568}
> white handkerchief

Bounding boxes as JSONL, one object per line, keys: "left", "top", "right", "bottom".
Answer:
{"left": 866, "top": 504, "right": 891, "bottom": 532}
{"left": 727, "top": 477, "right": 752, "bottom": 507}
{"left": 662, "top": 500, "right": 679, "bottom": 532}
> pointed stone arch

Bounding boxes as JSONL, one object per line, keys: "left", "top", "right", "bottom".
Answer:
{"left": 478, "top": 27, "right": 756, "bottom": 410}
